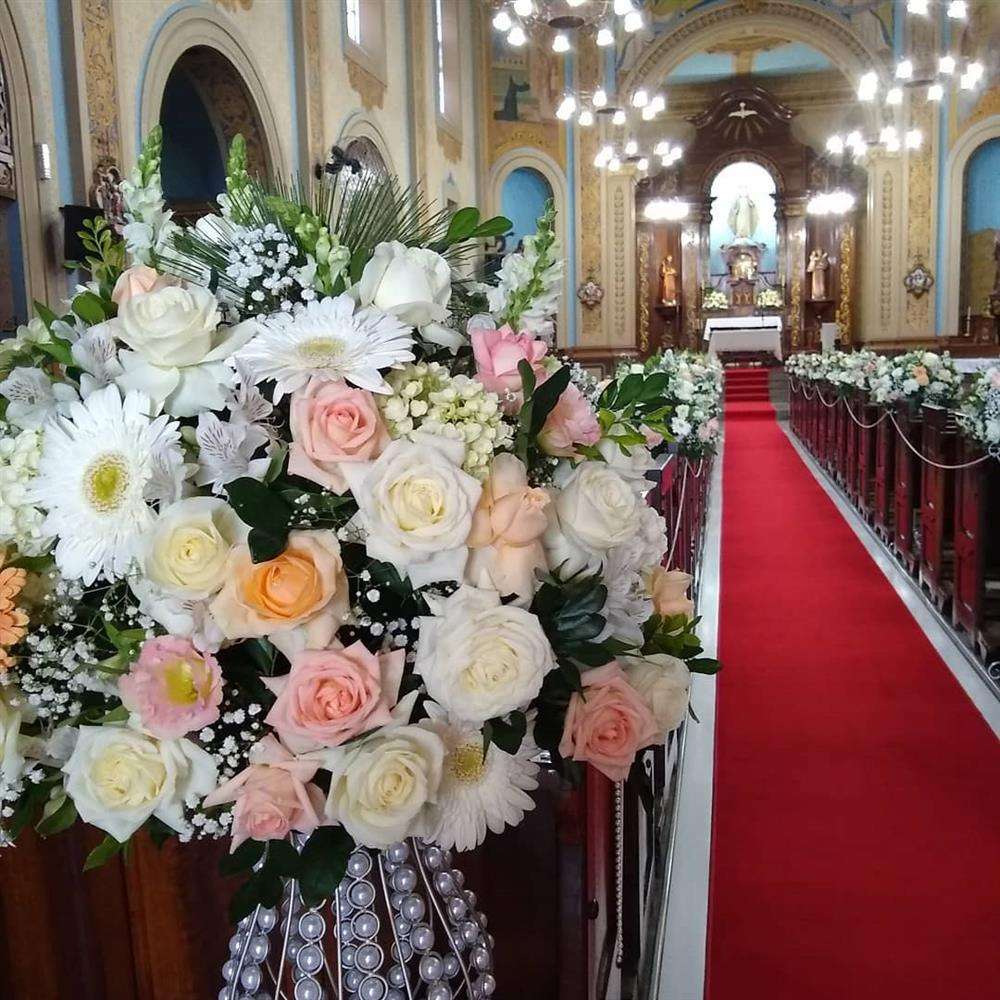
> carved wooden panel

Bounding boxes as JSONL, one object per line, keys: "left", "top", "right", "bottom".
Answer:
{"left": 0, "top": 53, "right": 14, "bottom": 200}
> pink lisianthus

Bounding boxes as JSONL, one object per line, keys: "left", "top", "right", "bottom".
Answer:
{"left": 203, "top": 736, "right": 325, "bottom": 850}
{"left": 263, "top": 641, "right": 404, "bottom": 753}
{"left": 288, "top": 378, "right": 390, "bottom": 493}
{"left": 471, "top": 322, "right": 548, "bottom": 410}
{"left": 110, "top": 265, "right": 179, "bottom": 306}
{"left": 118, "top": 636, "right": 222, "bottom": 739}
{"left": 558, "top": 662, "right": 659, "bottom": 781}
{"left": 537, "top": 381, "right": 601, "bottom": 458}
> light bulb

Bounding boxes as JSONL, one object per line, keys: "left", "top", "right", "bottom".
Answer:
{"left": 600, "top": 143, "right": 613, "bottom": 159}
{"left": 906, "top": 0, "right": 929, "bottom": 14}
{"left": 853, "top": 140, "right": 868, "bottom": 158}
{"left": 596, "top": 25, "right": 614, "bottom": 46}
{"left": 623, "top": 10, "right": 643, "bottom": 32}
{"left": 612, "top": 109, "right": 627, "bottom": 126}
{"left": 631, "top": 89, "right": 648, "bottom": 108}
{"left": 492, "top": 10, "right": 512, "bottom": 32}
{"left": 845, "top": 130, "right": 862, "bottom": 149}
{"left": 896, "top": 59, "right": 913, "bottom": 80}
{"left": 886, "top": 86, "right": 903, "bottom": 106}
{"left": 857, "top": 71, "right": 878, "bottom": 102}
{"left": 826, "top": 135, "right": 844, "bottom": 155}
{"left": 552, "top": 33, "right": 570, "bottom": 53}
{"left": 512, "top": 0, "right": 533, "bottom": 17}
{"left": 947, "top": 1, "right": 967, "bottom": 19}
{"left": 927, "top": 82, "right": 944, "bottom": 101}
{"left": 613, "top": 0, "right": 633, "bottom": 14}
{"left": 625, "top": 138, "right": 638, "bottom": 156}
{"left": 938, "top": 54, "right": 956, "bottom": 74}
{"left": 608, "top": 156, "right": 622, "bottom": 172}
{"left": 507, "top": 25, "right": 526, "bottom": 46}
{"left": 660, "top": 155, "right": 671, "bottom": 168}
{"left": 649, "top": 94, "right": 666, "bottom": 114}
{"left": 880, "top": 125, "right": 898, "bottom": 144}
{"left": 637, "top": 157, "right": 649, "bottom": 172}
{"left": 967, "top": 61, "right": 984, "bottom": 82}
{"left": 641, "top": 105, "right": 656, "bottom": 120}
{"left": 905, "top": 128, "right": 923, "bottom": 150}
{"left": 885, "top": 133, "right": 901, "bottom": 153}
{"left": 566, "top": 0, "right": 587, "bottom": 6}
{"left": 654, "top": 140, "right": 669, "bottom": 156}
{"left": 578, "top": 109, "right": 594, "bottom": 127}
{"left": 960, "top": 70, "right": 975, "bottom": 90}
{"left": 556, "top": 94, "right": 577, "bottom": 121}
{"left": 592, "top": 88, "right": 607, "bottom": 108}
{"left": 670, "top": 145, "right": 683, "bottom": 161}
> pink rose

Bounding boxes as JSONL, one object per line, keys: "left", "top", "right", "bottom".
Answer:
{"left": 110, "top": 265, "right": 179, "bottom": 306}
{"left": 537, "top": 382, "right": 601, "bottom": 458}
{"left": 118, "top": 635, "right": 222, "bottom": 739}
{"left": 647, "top": 567, "right": 695, "bottom": 619}
{"left": 466, "top": 453, "right": 549, "bottom": 603}
{"left": 263, "top": 641, "right": 404, "bottom": 752}
{"left": 558, "top": 662, "right": 659, "bottom": 781}
{"left": 697, "top": 417, "right": 719, "bottom": 443}
{"left": 288, "top": 378, "right": 390, "bottom": 493}
{"left": 203, "top": 736, "right": 324, "bottom": 850}
{"left": 642, "top": 425, "right": 665, "bottom": 448}
{"left": 471, "top": 323, "right": 548, "bottom": 410}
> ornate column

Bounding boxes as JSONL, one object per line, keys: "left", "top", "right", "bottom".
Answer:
{"left": 601, "top": 169, "right": 637, "bottom": 348}
{"left": 682, "top": 198, "right": 711, "bottom": 349}
{"left": 783, "top": 195, "right": 807, "bottom": 353}
{"left": 861, "top": 150, "right": 905, "bottom": 342}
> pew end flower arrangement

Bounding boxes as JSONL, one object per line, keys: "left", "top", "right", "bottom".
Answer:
{"left": 0, "top": 129, "right": 718, "bottom": 925}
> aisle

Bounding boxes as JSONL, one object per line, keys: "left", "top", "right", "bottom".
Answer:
{"left": 706, "top": 370, "right": 1000, "bottom": 999}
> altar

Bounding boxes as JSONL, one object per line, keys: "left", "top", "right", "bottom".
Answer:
{"left": 704, "top": 315, "right": 783, "bottom": 360}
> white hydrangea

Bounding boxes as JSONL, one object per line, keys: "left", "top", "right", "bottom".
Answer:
{"left": 379, "top": 362, "right": 513, "bottom": 479}
{"left": 0, "top": 424, "right": 52, "bottom": 556}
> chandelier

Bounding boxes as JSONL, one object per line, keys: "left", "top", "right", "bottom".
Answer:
{"left": 490, "top": 1, "right": 646, "bottom": 53}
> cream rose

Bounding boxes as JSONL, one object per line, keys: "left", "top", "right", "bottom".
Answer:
{"left": 62, "top": 725, "right": 217, "bottom": 842}
{"left": 345, "top": 433, "right": 482, "bottom": 587}
{"left": 354, "top": 241, "right": 452, "bottom": 328}
{"left": 620, "top": 654, "right": 691, "bottom": 738}
{"left": 323, "top": 723, "right": 445, "bottom": 847}
{"left": 415, "top": 586, "right": 555, "bottom": 723}
{"left": 111, "top": 285, "right": 256, "bottom": 417}
{"left": 144, "top": 497, "right": 247, "bottom": 599}
{"left": 543, "top": 464, "right": 641, "bottom": 575}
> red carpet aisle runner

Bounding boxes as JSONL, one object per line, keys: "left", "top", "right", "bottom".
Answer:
{"left": 706, "top": 370, "right": 1000, "bottom": 999}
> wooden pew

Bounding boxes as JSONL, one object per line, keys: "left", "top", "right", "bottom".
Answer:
{"left": 893, "top": 403, "right": 922, "bottom": 573}
{"left": 918, "top": 405, "right": 958, "bottom": 610}
{"left": 873, "top": 411, "right": 895, "bottom": 543}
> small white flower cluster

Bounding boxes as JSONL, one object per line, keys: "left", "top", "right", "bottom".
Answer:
{"left": 379, "top": 362, "right": 513, "bottom": 479}
{"left": 224, "top": 223, "right": 314, "bottom": 313}
{"left": 871, "top": 350, "right": 960, "bottom": 406}
{"left": 703, "top": 288, "right": 729, "bottom": 311}
{"left": 0, "top": 424, "right": 51, "bottom": 557}
{"left": 756, "top": 288, "right": 783, "bottom": 309}
{"left": 957, "top": 365, "right": 1000, "bottom": 448}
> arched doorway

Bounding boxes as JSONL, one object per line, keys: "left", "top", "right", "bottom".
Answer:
{"left": 500, "top": 165, "right": 552, "bottom": 257}
{"left": 960, "top": 137, "right": 1000, "bottom": 320}
{"left": 158, "top": 46, "right": 272, "bottom": 220}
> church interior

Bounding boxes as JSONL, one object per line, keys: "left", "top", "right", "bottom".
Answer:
{"left": 0, "top": 1, "right": 998, "bottom": 998}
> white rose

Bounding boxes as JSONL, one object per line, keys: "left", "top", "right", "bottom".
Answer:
{"left": 621, "top": 654, "right": 691, "bottom": 737}
{"left": 543, "top": 464, "right": 641, "bottom": 575}
{"left": 415, "top": 586, "right": 555, "bottom": 723}
{"left": 111, "top": 285, "right": 256, "bottom": 417}
{"left": 597, "top": 426, "right": 653, "bottom": 485}
{"left": 62, "top": 725, "right": 218, "bottom": 842}
{"left": 354, "top": 241, "right": 452, "bottom": 327}
{"left": 323, "top": 724, "right": 445, "bottom": 847}
{"left": 144, "top": 496, "right": 247, "bottom": 599}
{"left": 345, "top": 432, "right": 482, "bottom": 587}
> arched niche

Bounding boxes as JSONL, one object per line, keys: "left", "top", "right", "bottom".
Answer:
{"left": 335, "top": 113, "right": 396, "bottom": 178}
{"left": 941, "top": 115, "right": 1000, "bottom": 331}
{"left": 501, "top": 166, "right": 553, "bottom": 256}
{"left": 0, "top": 0, "right": 49, "bottom": 323}
{"left": 137, "top": 7, "right": 285, "bottom": 183}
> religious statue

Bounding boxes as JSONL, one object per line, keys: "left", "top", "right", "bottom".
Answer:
{"left": 807, "top": 248, "right": 830, "bottom": 300}
{"left": 89, "top": 162, "right": 126, "bottom": 231}
{"left": 658, "top": 254, "right": 678, "bottom": 304}
{"left": 728, "top": 186, "right": 759, "bottom": 241}
{"left": 732, "top": 252, "right": 757, "bottom": 281}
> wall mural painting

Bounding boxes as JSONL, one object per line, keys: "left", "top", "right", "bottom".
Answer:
{"left": 491, "top": 35, "right": 559, "bottom": 123}
{"left": 961, "top": 136, "right": 1000, "bottom": 318}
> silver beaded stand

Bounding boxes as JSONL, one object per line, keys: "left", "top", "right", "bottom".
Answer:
{"left": 220, "top": 838, "right": 497, "bottom": 1000}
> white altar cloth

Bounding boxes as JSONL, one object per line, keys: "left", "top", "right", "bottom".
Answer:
{"left": 703, "top": 316, "right": 783, "bottom": 360}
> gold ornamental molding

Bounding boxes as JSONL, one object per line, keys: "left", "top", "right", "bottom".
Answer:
{"left": 879, "top": 171, "right": 894, "bottom": 328}
{"left": 637, "top": 231, "right": 650, "bottom": 354}
{"left": 905, "top": 101, "right": 933, "bottom": 331}
{"left": 836, "top": 223, "right": 854, "bottom": 345}
{"left": 303, "top": 0, "right": 324, "bottom": 163}
{"left": 347, "top": 57, "right": 386, "bottom": 112}
{"left": 437, "top": 125, "right": 461, "bottom": 164}
{"left": 81, "top": 0, "right": 121, "bottom": 170}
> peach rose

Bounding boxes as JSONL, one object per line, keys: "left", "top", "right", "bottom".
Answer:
{"left": 209, "top": 530, "right": 349, "bottom": 657}
{"left": 110, "top": 265, "right": 179, "bottom": 307}
{"left": 911, "top": 364, "right": 930, "bottom": 387}
{"left": 647, "top": 567, "right": 695, "bottom": 620}
{"left": 558, "top": 662, "right": 659, "bottom": 781}
{"left": 203, "top": 736, "right": 324, "bottom": 850}
{"left": 471, "top": 323, "right": 548, "bottom": 411}
{"left": 263, "top": 641, "right": 403, "bottom": 753}
{"left": 288, "top": 378, "right": 390, "bottom": 493}
{"left": 465, "top": 453, "right": 549, "bottom": 603}
{"left": 537, "top": 382, "right": 601, "bottom": 458}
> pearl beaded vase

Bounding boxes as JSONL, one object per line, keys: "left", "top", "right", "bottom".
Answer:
{"left": 220, "top": 838, "right": 497, "bottom": 1000}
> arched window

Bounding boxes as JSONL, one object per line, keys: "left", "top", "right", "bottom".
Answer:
{"left": 500, "top": 166, "right": 552, "bottom": 256}
{"left": 433, "top": 0, "right": 462, "bottom": 136}
{"left": 0, "top": 52, "right": 25, "bottom": 332}
{"left": 960, "top": 137, "right": 1000, "bottom": 318}
{"left": 342, "top": 0, "right": 386, "bottom": 84}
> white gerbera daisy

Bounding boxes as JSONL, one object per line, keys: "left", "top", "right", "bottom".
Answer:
{"left": 233, "top": 292, "right": 414, "bottom": 400}
{"left": 421, "top": 709, "right": 539, "bottom": 852}
{"left": 31, "top": 384, "right": 184, "bottom": 584}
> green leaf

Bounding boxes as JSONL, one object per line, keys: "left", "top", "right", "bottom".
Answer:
{"left": 95, "top": 705, "right": 130, "bottom": 725}
{"left": 83, "top": 834, "right": 126, "bottom": 871}
{"left": 485, "top": 711, "right": 527, "bottom": 755}
{"left": 33, "top": 300, "right": 60, "bottom": 329}
{"left": 36, "top": 337, "right": 74, "bottom": 367}
{"left": 528, "top": 365, "right": 572, "bottom": 437}
{"left": 445, "top": 207, "right": 480, "bottom": 245}
{"left": 225, "top": 477, "right": 293, "bottom": 533}
{"left": 298, "top": 826, "right": 355, "bottom": 906}
{"left": 219, "top": 838, "right": 266, "bottom": 877}
{"left": 248, "top": 527, "right": 288, "bottom": 563}
{"left": 263, "top": 839, "right": 302, "bottom": 879}
{"left": 686, "top": 657, "right": 721, "bottom": 675}
{"left": 71, "top": 290, "right": 110, "bottom": 326}
{"left": 147, "top": 817, "right": 174, "bottom": 849}
{"left": 9, "top": 553, "right": 53, "bottom": 572}
{"left": 228, "top": 870, "right": 284, "bottom": 923}
{"left": 471, "top": 215, "right": 512, "bottom": 239}
{"left": 35, "top": 792, "right": 77, "bottom": 837}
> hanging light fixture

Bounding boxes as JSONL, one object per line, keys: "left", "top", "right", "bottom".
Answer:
{"left": 947, "top": 1, "right": 968, "bottom": 19}
{"left": 492, "top": 10, "right": 513, "bottom": 32}
{"left": 577, "top": 108, "right": 594, "bottom": 127}
{"left": 608, "top": 156, "right": 622, "bottom": 172}
{"left": 938, "top": 54, "right": 956, "bottom": 74}
{"left": 896, "top": 59, "right": 914, "bottom": 80}
{"left": 507, "top": 24, "right": 527, "bottom": 46}
{"left": 552, "top": 32, "right": 571, "bottom": 53}
{"left": 637, "top": 157, "right": 649, "bottom": 172}
{"left": 555, "top": 94, "right": 577, "bottom": 120}
{"left": 613, "top": 0, "right": 634, "bottom": 14}
{"left": 623, "top": 9, "right": 644, "bottom": 31}
{"left": 905, "top": 129, "right": 923, "bottom": 150}
{"left": 826, "top": 134, "right": 845, "bottom": 155}
{"left": 512, "top": 0, "right": 534, "bottom": 16}
{"left": 906, "top": 0, "right": 929, "bottom": 14}
{"left": 592, "top": 88, "right": 608, "bottom": 108}
{"left": 612, "top": 108, "right": 627, "bottom": 126}
{"left": 886, "top": 86, "right": 903, "bottom": 105}
{"left": 927, "top": 82, "right": 944, "bottom": 101}
{"left": 857, "top": 71, "right": 879, "bottom": 102}
{"left": 596, "top": 24, "right": 614, "bottom": 46}
{"left": 624, "top": 138, "right": 638, "bottom": 156}
{"left": 631, "top": 89, "right": 649, "bottom": 108}
{"left": 654, "top": 140, "right": 670, "bottom": 156}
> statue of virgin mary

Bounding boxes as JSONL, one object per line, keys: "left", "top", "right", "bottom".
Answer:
{"left": 728, "top": 187, "right": 759, "bottom": 241}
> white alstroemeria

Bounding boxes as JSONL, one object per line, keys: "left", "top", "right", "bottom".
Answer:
{"left": 193, "top": 412, "right": 270, "bottom": 494}
{"left": 0, "top": 368, "right": 78, "bottom": 430}
{"left": 128, "top": 576, "right": 226, "bottom": 652}
{"left": 72, "top": 324, "right": 124, "bottom": 398}
{"left": 226, "top": 358, "right": 274, "bottom": 427}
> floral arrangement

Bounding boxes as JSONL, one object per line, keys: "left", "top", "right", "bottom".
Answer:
{"left": 0, "top": 129, "right": 717, "bottom": 917}
{"left": 755, "top": 288, "right": 783, "bottom": 310}
{"left": 617, "top": 351, "right": 723, "bottom": 458}
{"left": 956, "top": 364, "right": 1000, "bottom": 450}
{"left": 702, "top": 288, "right": 729, "bottom": 311}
